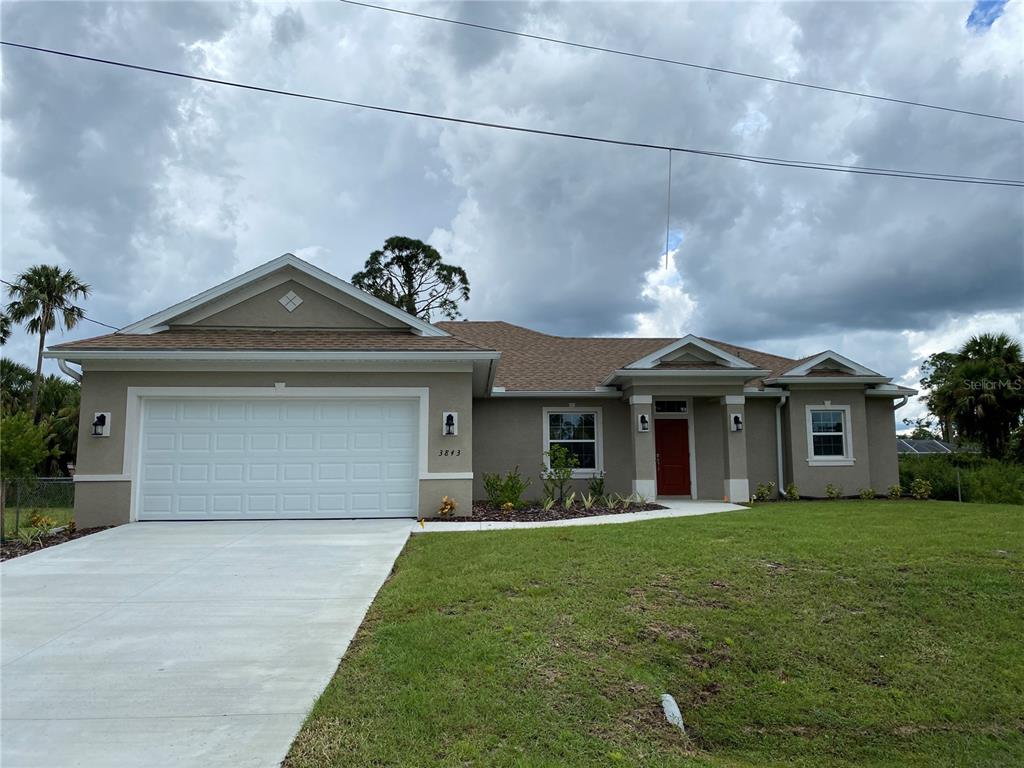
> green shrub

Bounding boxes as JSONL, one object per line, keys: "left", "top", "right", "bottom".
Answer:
{"left": 910, "top": 477, "right": 932, "bottom": 500}
{"left": 898, "top": 455, "right": 1024, "bottom": 505}
{"left": 482, "top": 466, "right": 532, "bottom": 508}
{"left": 783, "top": 483, "right": 800, "bottom": 501}
{"left": 858, "top": 488, "right": 876, "bottom": 500}
{"left": 752, "top": 481, "right": 776, "bottom": 502}
{"left": 587, "top": 473, "right": 606, "bottom": 498}
{"left": 825, "top": 483, "right": 843, "bottom": 500}
{"left": 887, "top": 484, "right": 902, "bottom": 500}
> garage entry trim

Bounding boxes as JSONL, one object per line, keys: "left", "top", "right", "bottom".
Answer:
{"left": 124, "top": 386, "right": 430, "bottom": 521}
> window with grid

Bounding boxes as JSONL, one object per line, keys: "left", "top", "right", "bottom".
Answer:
{"left": 809, "top": 409, "right": 847, "bottom": 457}
{"left": 546, "top": 411, "right": 598, "bottom": 470}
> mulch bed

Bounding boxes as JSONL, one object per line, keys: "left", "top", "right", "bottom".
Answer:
{"left": 432, "top": 502, "right": 668, "bottom": 523}
{"left": 1, "top": 526, "right": 112, "bottom": 562}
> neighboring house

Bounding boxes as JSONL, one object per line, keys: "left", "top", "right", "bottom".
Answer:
{"left": 47, "top": 254, "right": 916, "bottom": 526}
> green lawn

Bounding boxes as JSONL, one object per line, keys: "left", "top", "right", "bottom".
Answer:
{"left": 2, "top": 506, "right": 73, "bottom": 537}
{"left": 286, "top": 502, "right": 1023, "bottom": 768}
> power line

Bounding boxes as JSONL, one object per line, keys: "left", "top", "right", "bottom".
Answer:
{"left": 1, "top": 278, "right": 121, "bottom": 331}
{"left": 338, "top": 0, "right": 1024, "bottom": 126}
{"left": 2, "top": 40, "right": 1022, "bottom": 188}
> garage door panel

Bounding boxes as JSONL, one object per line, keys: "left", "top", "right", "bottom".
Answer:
{"left": 138, "top": 397, "right": 419, "bottom": 520}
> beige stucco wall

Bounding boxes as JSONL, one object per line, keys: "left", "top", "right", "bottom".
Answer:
{"left": 193, "top": 279, "right": 398, "bottom": 329}
{"left": 865, "top": 398, "right": 900, "bottom": 492}
{"left": 471, "top": 398, "right": 633, "bottom": 500}
{"left": 692, "top": 398, "right": 724, "bottom": 500}
{"left": 745, "top": 398, "right": 780, "bottom": 495}
{"left": 785, "top": 387, "right": 872, "bottom": 497}
{"left": 74, "top": 368, "right": 473, "bottom": 523}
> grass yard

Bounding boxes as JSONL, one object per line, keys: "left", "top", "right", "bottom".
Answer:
{"left": 2, "top": 506, "right": 73, "bottom": 537}
{"left": 286, "top": 502, "right": 1023, "bottom": 768}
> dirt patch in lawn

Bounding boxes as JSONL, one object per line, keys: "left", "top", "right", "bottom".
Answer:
{"left": 430, "top": 501, "right": 667, "bottom": 523}
{"left": 1, "top": 526, "right": 112, "bottom": 561}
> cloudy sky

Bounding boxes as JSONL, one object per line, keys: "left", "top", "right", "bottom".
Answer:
{"left": 2, "top": 0, "right": 1022, "bottom": 424}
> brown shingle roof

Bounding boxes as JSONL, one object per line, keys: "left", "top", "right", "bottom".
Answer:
{"left": 50, "top": 328, "right": 493, "bottom": 352}
{"left": 437, "top": 322, "right": 799, "bottom": 391}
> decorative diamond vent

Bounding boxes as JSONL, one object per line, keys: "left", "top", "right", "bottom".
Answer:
{"left": 278, "top": 290, "right": 303, "bottom": 312}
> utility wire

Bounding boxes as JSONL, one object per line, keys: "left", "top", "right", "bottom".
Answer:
{"left": 2, "top": 41, "right": 1022, "bottom": 188}
{"left": 337, "top": 0, "right": 1024, "bottom": 125}
{"left": 1, "top": 278, "right": 121, "bottom": 331}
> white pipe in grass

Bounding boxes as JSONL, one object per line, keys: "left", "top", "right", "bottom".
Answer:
{"left": 660, "top": 694, "right": 685, "bottom": 733}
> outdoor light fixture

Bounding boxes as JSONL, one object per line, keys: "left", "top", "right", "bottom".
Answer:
{"left": 638, "top": 413, "right": 650, "bottom": 433}
{"left": 91, "top": 412, "right": 111, "bottom": 438}
{"left": 443, "top": 412, "right": 458, "bottom": 436}
{"left": 731, "top": 414, "right": 744, "bottom": 432}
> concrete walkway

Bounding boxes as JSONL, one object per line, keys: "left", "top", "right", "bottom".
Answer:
{"left": 1, "top": 519, "right": 410, "bottom": 768}
{"left": 413, "top": 499, "right": 745, "bottom": 533}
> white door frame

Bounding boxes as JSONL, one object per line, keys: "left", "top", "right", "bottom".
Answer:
{"left": 125, "top": 386, "right": 429, "bottom": 521}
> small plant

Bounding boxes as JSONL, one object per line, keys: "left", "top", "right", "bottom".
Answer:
{"left": 437, "top": 495, "right": 458, "bottom": 517}
{"left": 15, "top": 527, "right": 44, "bottom": 548}
{"left": 825, "top": 483, "right": 843, "bottom": 500}
{"left": 603, "top": 494, "right": 618, "bottom": 510}
{"left": 635, "top": 494, "right": 648, "bottom": 506}
{"left": 542, "top": 497, "right": 556, "bottom": 512}
{"left": 581, "top": 493, "right": 596, "bottom": 510}
{"left": 752, "top": 481, "right": 777, "bottom": 502}
{"left": 910, "top": 477, "right": 932, "bottom": 500}
{"left": 887, "top": 483, "right": 902, "bottom": 500}
{"left": 564, "top": 491, "right": 577, "bottom": 510}
{"left": 542, "top": 445, "right": 579, "bottom": 504}
{"left": 858, "top": 487, "right": 876, "bottom": 500}
{"left": 482, "top": 466, "right": 531, "bottom": 509}
{"left": 783, "top": 483, "right": 800, "bottom": 501}
{"left": 501, "top": 501, "right": 515, "bottom": 512}
{"left": 587, "top": 473, "right": 606, "bottom": 498}
{"left": 28, "top": 513, "right": 58, "bottom": 533}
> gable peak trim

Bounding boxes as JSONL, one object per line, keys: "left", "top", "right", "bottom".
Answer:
{"left": 118, "top": 253, "right": 448, "bottom": 337}
{"left": 625, "top": 334, "right": 757, "bottom": 370}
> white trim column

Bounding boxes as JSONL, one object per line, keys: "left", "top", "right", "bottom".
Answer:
{"left": 628, "top": 395, "right": 657, "bottom": 498}
{"left": 721, "top": 395, "right": 750, "bottom": 502}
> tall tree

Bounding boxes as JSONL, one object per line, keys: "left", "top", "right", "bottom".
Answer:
{"left": 920, "top": 351, "right": 959, "bottom": 442}
{"left": 921, "top": 333, "right": 1024, "bottom": 458}
{"left": 6, "top": 266, "right": 90, "bottom": 419}
{"left": 351, "top": 237, "right": 470, "bottom": 320}
{"left": 0, "top": 312, "right": 11, "bottom": 345}
{"left": 0, "top": 359, "right": 34, "bottom": 415}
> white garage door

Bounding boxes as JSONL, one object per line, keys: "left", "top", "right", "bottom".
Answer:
{"left": 136, "top": 397, "right": 419, "bottom": 519}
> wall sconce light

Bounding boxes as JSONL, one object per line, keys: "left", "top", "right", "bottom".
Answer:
{"left": 92, "top": 412, "right": 111, "bottom": 437}
{"left": 638, "top": 413, "right": 650, "bottom": 433}
{"left": 731, "top": 414, "right": 744, "bottom": 432}
{"left": 443, "top": 411, "right": 458, "bottom": 437}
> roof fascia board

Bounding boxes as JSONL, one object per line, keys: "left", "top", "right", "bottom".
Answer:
{"left": 490, "top": 389, "right": 623, "bottom": 398}
{"left": 45, "top": 349, "right": 499, "bottom": 362}
{"left": 782, "top": 350, "right": 881, "bottom": 377}
{"left": 118, "top": 253, "right": 448, "bottom": 337}
{"left": 626, "top": 334, "right": 757, "bottom": 370}
{"left": 604, "top": 368, "right": 769, "bottom": 385}
{"left": 766, "top": 375, "right": 890, "bottom": 385}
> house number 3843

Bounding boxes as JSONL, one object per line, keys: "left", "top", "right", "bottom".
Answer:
{"left": 437, "top": 449, "right": 462, "bottom": 457}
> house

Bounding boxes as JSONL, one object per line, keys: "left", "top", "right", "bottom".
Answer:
{"left": 47, "top": 254, "right": 916, "bottom": 526}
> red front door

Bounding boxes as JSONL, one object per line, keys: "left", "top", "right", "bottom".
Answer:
{"left": 655, "top": 419, "right": 691, "bottom": 496}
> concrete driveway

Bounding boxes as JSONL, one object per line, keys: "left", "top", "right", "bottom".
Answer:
{"left": 1, "top": 520, "right": 411, "bottom": 768}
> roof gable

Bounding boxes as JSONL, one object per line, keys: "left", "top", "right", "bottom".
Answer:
{"left": 625, "top": 335, "right": 758, "bottom": 370}
{"left": 119, "top": 254, "right": 448, "bottom": 337}
{"left": 781, "top": 350, "right": 881, "bottom": 377}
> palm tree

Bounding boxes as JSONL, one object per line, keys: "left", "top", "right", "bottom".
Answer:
{"left": 6, "top": 266, "right": 90, "bottom": 419}
{"left": 0, "top": 312, "right": 11, "bottom": 345}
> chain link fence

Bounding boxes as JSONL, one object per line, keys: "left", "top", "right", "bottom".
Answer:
{"left": 1, "top": 477, "right": 75, "bottom": 542}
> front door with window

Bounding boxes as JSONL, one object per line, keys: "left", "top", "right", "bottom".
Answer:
{"left": 655, "top": 419, "right": 691, "bottom": 496}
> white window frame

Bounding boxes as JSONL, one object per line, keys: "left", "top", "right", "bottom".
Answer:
{"left": 805, "top": 404, "right": 855, "bottom": 466}
{"left": 542, "top": 406, "right": 604, "bottom": 478}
